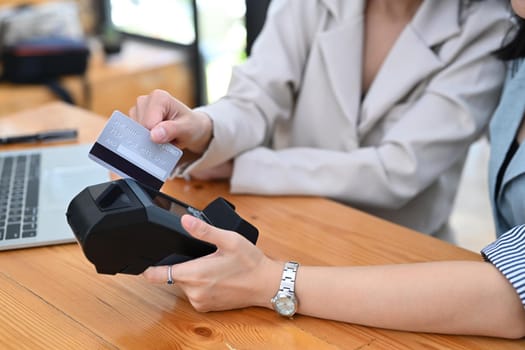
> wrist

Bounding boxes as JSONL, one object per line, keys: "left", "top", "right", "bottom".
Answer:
{"left": 254, "top": 259, "right": 284, "bottom": 309}
{"left": 191, "top": 111, "right": 213, "bottom": 154}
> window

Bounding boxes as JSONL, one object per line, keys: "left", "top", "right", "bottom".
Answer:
{"left": 104, "top": 0, "right": 247, "bottom": 104}
{"left": 108, "top": 0, "right": 196, "bottom": 46}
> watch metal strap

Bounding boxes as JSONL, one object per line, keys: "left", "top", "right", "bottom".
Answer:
{"left": 279, "top": 261, "right": 299, "bottom": 294}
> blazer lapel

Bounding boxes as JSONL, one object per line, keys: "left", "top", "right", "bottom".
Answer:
{"left": 500, "top": 144, "right": 525, "bottom": 198}
{"left": 491, "top": 64, "right": 525, "bottom": 200}
{"left": 317, "top": 0, "right": 365, "bottom": 125}
{"left": 359, "top": 1, "right": 460, "bottom": 136}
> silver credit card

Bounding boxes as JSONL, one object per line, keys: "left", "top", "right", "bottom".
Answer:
{"left": 89, "top": 110, "right": 183, "bottom": 189}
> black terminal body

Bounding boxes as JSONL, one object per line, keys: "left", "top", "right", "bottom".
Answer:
{"left": 66, "top": 178, "right": 258, "bottom": 275}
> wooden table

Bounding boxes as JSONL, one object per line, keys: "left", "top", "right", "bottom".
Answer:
{"left": 0, "top": 102, "right": 523, "bottom": 349}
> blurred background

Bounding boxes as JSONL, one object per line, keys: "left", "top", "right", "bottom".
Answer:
{"left": 101, "top": 0, "right": 249, "bottom": 103}
{"left": 0, "top": 0, "right": 271, "bottom": 115}
{"left": 0, "top": 0, "right": 495, "bottom": 252}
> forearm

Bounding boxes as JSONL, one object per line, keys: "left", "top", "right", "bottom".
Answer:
{"left": 229, "top": 128, "right": 471, "bottom": 209}
{"left": 292, "top": 261, "right": 525, "bottom": 338}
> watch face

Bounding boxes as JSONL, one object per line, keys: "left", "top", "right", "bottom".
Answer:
{"left": 273, "top": 293, "right": 297, "bottom": 317}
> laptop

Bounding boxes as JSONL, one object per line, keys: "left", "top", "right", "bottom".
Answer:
{"left": 0, "top": 143, "right": 109, "bottom": 251}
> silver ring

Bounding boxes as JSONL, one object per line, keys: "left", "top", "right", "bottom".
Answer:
{"left": 167, "top": 265, "right": 173, "bottom": 285}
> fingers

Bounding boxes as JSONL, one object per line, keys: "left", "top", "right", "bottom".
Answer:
{"left": 154, "top": 111, "right": 212, "bottom": 153}
{"left": 152, "top": 121, "right": 182, "bottom": 146}
{"left": 143, "top": 258, "right": 211, "bottom": 285}
{"left": 142, "top": 216, "right": 238, "bottom": 284}
{"left": 131, "top": 90, "right": 176, "bottom": 129}
{"left": 129, "top": 89, "right": 187, "bottom": 133}
{"left": 143, "top": 265, "right": 174, "bottom": 284}
{"left": 181, "top": 215, "right": 240, "bottom": 251}
{"left": 129, "top": 90, "right": 212, "bottom": 153}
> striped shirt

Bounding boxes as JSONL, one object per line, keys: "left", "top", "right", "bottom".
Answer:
{"left": 481, "top": 224, "right": 525, "bottom": 308}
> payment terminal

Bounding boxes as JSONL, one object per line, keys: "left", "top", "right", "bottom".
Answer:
{"left": 66, "top": 178, "right": 258, "bottom": 275}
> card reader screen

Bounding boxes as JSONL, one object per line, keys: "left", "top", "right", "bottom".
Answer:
{"left": 143, "top": 187, "right": 190, "bottom": 217}
{"left": 141, "top": 185, "right": 210, "bottom": 223}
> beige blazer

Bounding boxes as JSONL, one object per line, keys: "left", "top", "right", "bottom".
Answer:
{"left": 187, "top": 0, "right": 510, "bottom": 234}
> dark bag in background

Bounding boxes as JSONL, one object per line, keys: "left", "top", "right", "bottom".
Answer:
{"left": 2, "top": 36, "right": 89, "bottom": 83}
{"left": 0, "top": 1, "right": 89, "bottom": 104}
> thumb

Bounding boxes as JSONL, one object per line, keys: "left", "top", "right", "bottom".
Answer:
{"left": 149, "top": 97, "right": 192, "bottom": 144}
{"left": 150, "top": 124, "right": 169, "bottom": 143}
{"left": 181, "top": 214, "right": 236, "bottom": 251}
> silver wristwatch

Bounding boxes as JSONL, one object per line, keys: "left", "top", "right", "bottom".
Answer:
{"left": 271, "top": 261, "right": 299, "bottom": 317}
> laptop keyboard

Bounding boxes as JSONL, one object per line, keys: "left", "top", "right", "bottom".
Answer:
{"left": 0, "top": 153, "right": 40, "bottom": 240}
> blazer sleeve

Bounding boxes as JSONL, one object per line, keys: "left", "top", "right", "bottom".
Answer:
{"left": 481, "top": 224, "right": 525, "bottom": 308}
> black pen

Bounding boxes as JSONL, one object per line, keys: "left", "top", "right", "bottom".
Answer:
{"left": 0, "top": 129, "right": 78, "bottom": 145}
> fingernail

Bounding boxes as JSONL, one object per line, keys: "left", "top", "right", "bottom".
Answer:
{"left": 183, "top": 215, "right": 197, "bottom": 230}
{"left": 151, "top": 126, "right": 167, "bottom": 142}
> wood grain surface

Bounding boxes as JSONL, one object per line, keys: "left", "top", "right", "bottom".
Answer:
{"left": 0, "top": 102, "right": 523, "bottom": 349}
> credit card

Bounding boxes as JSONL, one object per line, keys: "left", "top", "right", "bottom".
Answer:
{"left": 89, "top": 110, "right": 183, "bottom": 190}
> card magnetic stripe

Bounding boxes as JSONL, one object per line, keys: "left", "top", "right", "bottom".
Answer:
{"left": 90, "top": 142, "right": 164, "bottom": 190}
